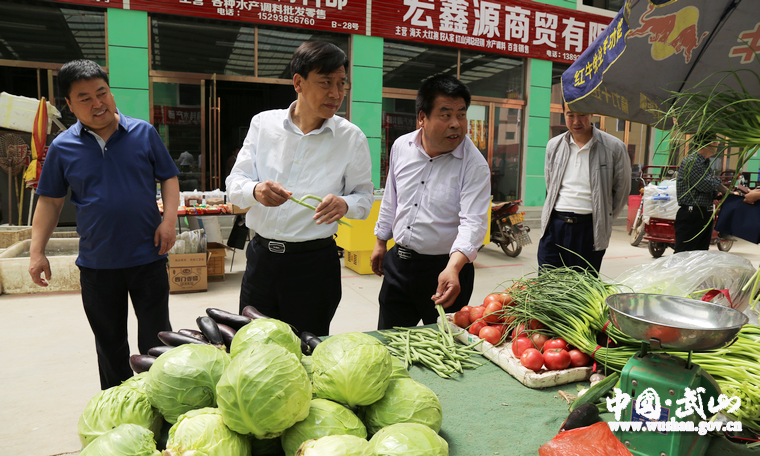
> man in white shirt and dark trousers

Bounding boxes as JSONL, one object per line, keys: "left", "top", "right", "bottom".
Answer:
{"left": 226, "top": 41, "right": 373, "bottom": 336}
{"left": 537, "top": 103, "right": 631, "bottom": 277}
{"left": 371, "top": 75, "right": 491, "bottom": 329}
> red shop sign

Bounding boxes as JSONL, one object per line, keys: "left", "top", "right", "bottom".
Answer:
{"left": 372, "top": 0, "right": 611, "bottom": 64}
{"left": 128, "top": 0, "right": 366, "bottom": 34}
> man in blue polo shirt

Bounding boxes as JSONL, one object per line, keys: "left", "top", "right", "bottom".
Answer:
{"left": 28, "top": 59, "right": 180, "bottom": 390}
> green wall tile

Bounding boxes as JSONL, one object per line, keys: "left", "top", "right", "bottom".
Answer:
{"left": 352, "top": 35, "right": 383, "bottom": 68}
{"left": 529, "top": 86, "right": 552, "bottom": 110}
{"left": 351, "top": 102, "right": 382, "bottom": 138}
{"left": 109, "top": 46, "right": 149, "bottom": 90}
{"left": 112, "top": 88, "right": 149, "bottom": 121}
{"left": 107, "top": 9, "right": 148, "bottom": 48}
{"left": 526, "top": 145, "right": 547, "bottom": 176}
{"left": 524, "top": 176, "right": 548, "bottom": 206}
{"left": 367, "top": 136, "right": 381, "bottom": 188}
{"left": 352, "top": 66, "right": 382, "bottom": 103}
{"left": 535, "top": 0, "right": 577, "bottom": 8}
{"left": 527, "top": 117, "right": 550, "bottom": 148}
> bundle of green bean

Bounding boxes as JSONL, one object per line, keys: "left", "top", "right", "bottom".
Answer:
{"left": 380, "top": 306, "right": 484, "bottom": 378}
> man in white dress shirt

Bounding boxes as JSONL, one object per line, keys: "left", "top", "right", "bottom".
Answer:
{"left": 226, "top": 41, "right": 374, "bottom": 336}
{"left": 371, "top": 75, "right": 491, "bottom": 329}
{"left": 537, "top": 103, "right": 630, "bottom": 277}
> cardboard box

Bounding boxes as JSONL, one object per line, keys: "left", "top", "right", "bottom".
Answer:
{"left": 231, "top": 204, "right": 249, "bottom": 214}
{"left": 207, "top": 242, "right": 232, "bottom": 282}
{"left": 168, "top": 252, "right": 210, "bottom": 294}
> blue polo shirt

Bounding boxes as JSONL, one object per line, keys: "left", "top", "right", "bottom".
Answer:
{"left": 37, "top": 110, "right": 179, "bottom": 269}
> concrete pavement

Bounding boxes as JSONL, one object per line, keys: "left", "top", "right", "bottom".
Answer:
{"left": 2, "top": 224, "right": 759, "bottom": 455}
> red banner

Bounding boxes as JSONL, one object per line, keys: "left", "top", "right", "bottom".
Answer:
{"left": 372, "top": 0, "right": 612, "bottom": 64}
{"left": 129, "top": 0, "right": 366, "bottom": 34}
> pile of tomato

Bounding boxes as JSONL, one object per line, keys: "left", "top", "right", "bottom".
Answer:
{"left": 451, "top": 291, "right": 592, "bottom": 373}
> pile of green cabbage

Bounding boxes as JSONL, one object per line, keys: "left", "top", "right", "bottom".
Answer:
{"left": 370, "top": 423, "right": 449, "bottom": 455}
{"left": 145, "top": 344, "right": 230, "bottom": 423}
{"left": 230, "top": 318, "right": 302, "bottom": 360}
{"left": 360, "top": 378, "right": 443, "bottom": 434}
{"left": 281, "top": 398, "right": 367, "bottom": 455}
{"left": 216, "top": 341, "right": 311, "bottom": 439}
{"left": 78, "top": 372, "right": 162, "bottom": 447}
{"left": 296, "top": 434, "right": 377, "bottom": 456}
{"left": 79, "top": 423, "right": 161, "bottom": 456}
{"left": 312, "top": 332, "right": 392, "bottom": 407}
{"left": 163, "top": 407, "right": 250, "bottom": 456}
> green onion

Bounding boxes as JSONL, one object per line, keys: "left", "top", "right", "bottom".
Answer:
{"left": 290, "top": 194, "right": 352, "bottom": 227}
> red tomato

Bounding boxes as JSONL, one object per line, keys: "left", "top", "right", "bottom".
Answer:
{"left": 543, "top": 348, "right": 572, "bottom": 371}
{"left": 469, "top": 306, "right": 486, "bottom": 324}
{"left": 568, "top": 349, "right": 591, "bottom": 367}
{"left": 511, "top": 337, "right": 534, "bottom": 357}
{"left": 452, "top": 311, "right": 470, "bottom": 328}
{"left": 531, "top": 333, "right": 550, "bottom": 352}
{"left": 520, "top": 348, "right": 544, "bottom": 371}
{"left": 544, "top": 338, "right": 569, "bottom": 351}
{"left": 512, "top": 319, "right": 543, "bottom": 339}
{"left": 483, "top": 300, "right": 504, "bottom": 324}
{"left": 469, "top": 321, "right": 487, "bottom": 336}
{"left": 460, "top": 306, "right": 472, "bottom": 316}
{"left": 483, "top": 293, "right": 503, "bottom": 307}
{"left": 479, "top": 326, "right": 502, "bottom": 345}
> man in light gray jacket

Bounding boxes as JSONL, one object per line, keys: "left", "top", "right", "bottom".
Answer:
{"left": 537, "top": 104, "right": 631, "bottom": 277}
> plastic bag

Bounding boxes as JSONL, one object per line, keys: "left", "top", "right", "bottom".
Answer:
{"left": 539, "top": 422, "right": 632, "bottom": 456}
{"left": 616, "top": 251, "right": 756, "bottom": 312}
{"left": 642, "top": 179, "right": 678, "bottom": 222}
{"left": 169, "top": 229, "right": 206, "bottom": 255}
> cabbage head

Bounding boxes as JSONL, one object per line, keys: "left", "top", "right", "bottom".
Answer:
{"left": 281, "top": 399, "right": 367, "bottom": 455}
{"left": 370, "top": 423, "right": 448, "bottom": 456}
{"left": 312, "top": 332, "right": 392, "bottom": 407}
{"left": 79, "top": 423, "right": 161, "bottom": 456}
{"left": 216, "top": 341, "right": 311, "bottom": 439}
{"left": 389, "top": 357, "right": 410, "bottom": 380}
{"left": 78, "top": 372, "right": 163, "bottom": 447}
{"left": 361, "top": 378, "right": 442, "bottom": 434}
{"left": 164, "top": 407, "right": 250, "bottom": 456}
{"left": 230, "top": 318, "right": 301, "bottom": 360}
{"left": 145, "top": 344, "right": 230, "bottom": 423}
{"left": 301, "top": 355, "right": 314, "bottom": 381}
{"left": 296, "top": 435, "right": 376, "bottom": 456}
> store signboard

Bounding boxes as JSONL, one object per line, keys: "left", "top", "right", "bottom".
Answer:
{"left": 154, "top": 106, "right": 202, "bottom": 126}
{"left": 128, "top": 0, "right": 366, "bottom": 34}
{"left": 372, "top": 0, "right": 611, "bottom": 64}
{"left": 50, "top": 0, "right": 124, "bottom": 8}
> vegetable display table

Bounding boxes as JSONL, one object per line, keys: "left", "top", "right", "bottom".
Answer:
{"left": 366, "top": 328, "right": 753, "bottom": 455}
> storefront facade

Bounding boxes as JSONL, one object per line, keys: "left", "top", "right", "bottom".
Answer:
{"left": 1, "top": 0, "right": 670, "bottom": 221}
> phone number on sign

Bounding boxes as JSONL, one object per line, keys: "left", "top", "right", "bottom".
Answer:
{"left": 257, "top": 12, "right": 315, "bottom": 25}
{"left": 563, "top": 52, "right": 580, "bottom": 61}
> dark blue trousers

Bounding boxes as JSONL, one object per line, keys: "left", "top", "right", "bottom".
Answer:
{"left": 239, "top": 239, "right": 341, "bottom": 337}
{"left": 79, "top": 258, "right": 171, "bottom": 390}
{"left": 378, "top": 245, "right": 474, "bottom": 330}
{"left": 537, "top": 213, "right": 605, "bottom": 277}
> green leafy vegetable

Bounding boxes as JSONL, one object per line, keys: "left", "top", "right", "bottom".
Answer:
{"left": 360, "top": 378, "right": 443, "bottom": 434}
{"left": 281, "top": 399, "right": 367, "bottom": 456}
{"left": 296, "top": 434, "right": 376, "bottom": 456}
{"left": 230, "top": 318, "right": 302, "bottom": 360}
{"left": 79, "top": 423, "right": 161, "bottom": 456}
{"left": 163, "top": 407, "right": 250, "bottom": 456}
{"left": 370, "top": 423, "right": 448, "bottom": 455}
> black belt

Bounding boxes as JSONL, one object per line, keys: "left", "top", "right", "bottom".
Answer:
{"left": 395, "top": 245, "right": 449, "bottom": 261}
{"left": 254, "top": 234, "right": 333, "bottom": 254}
{"left": 680, "top": 205, "right": 713, "bottom": 213}
{"left": 552, "top": 211, "right": 593, "bottom": 224}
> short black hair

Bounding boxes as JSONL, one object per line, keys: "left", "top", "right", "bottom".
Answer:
{"left": 692, "top": 130, "right": 717, "bottom": 149}
{"left": 416, "top": 75, "right": 471, "bottom": 118}
{"left": 58, "top": 59, "right": 109, "bottom": 100}
{"left": 290, "top": 41, "right": 348, "bottom": 79}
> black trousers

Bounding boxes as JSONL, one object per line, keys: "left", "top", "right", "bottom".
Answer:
{"left": 537, "top": 213, "right": 605, "bottom": 277}
{"left": 378, "top": 245, "right": 475, "bottom": 330}
{"left": 79, "top": 258, "right": 171, "bottom": 390}
{"left": 239, "top": 239, "right": 341, "bottom": 337}
{"left": 674, "top": 206, "right": 713, "bottom": 253}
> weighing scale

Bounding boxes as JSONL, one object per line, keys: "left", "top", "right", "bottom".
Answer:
{"left": 606, "top": 293, "right": 748, "bottom": 456}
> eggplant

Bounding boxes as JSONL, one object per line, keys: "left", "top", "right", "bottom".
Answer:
{"left": 178, "top": 328, "right": 208, "bottom": 342}
{"left": 158, "top": 330, "right": 210, "bottom": 347}
{"left": 241, "top": 305, "right": 270, "bottom": 320}
{"left": 196, "top": 316, "right": 225, "bottom": 349}
{"left": 216, "top": 323, "right": 237, "bottom": 352}
{"left": 129, "top": 354, "right": 156, "bottom": 373}
{"left": 148, "top": 345, "right": 174, "bottom": 357}
{"left": 560, "top": 403, "right": 601, "bottom": 432}
{"left": 301, "top": 331, "right": 322, "bottom": 354}
{"left": 301, "top": 340, "right": 310, "bottom": 356}
{"left": 206, "top": 307, "right": 252, "bottom": 330}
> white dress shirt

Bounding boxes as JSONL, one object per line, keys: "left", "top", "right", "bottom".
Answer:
{"left": 226, "top": 102, "right": 374, "bottom": 242}
{"left": 374, "top": 129, "right": 491, "bottom": 262}
{"left": 554, "top": 135, "right": 594, "bottom": 214}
